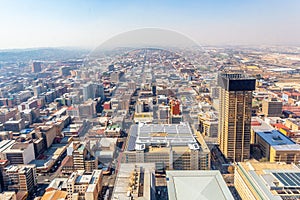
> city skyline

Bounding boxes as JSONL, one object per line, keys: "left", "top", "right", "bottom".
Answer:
{"left": 1, "top": 1, "right": 300, "bottom": 199}
{"left": 1, "top": 0, "right": 300, "bottom": 49}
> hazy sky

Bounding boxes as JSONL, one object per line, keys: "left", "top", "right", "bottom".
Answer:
{"left": 0, "top": 0, "right": 300, "bottom": 49}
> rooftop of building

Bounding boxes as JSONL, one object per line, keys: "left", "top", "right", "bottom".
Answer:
{"left": 41, "top": 189, "right": 68, "bottom": 200}
{"left": 112, "top": 163, "right": 155, "bottom": 200}
{"left": 4, "top": 119, "right": 23, "bottom": 124}
{"left": 77, "top": 144, "right": 85, "bottom": 152}
{"left": 271, "top": 144, "right": 300, "bottom": 151}
{"left": 89, "top": 137, "right": 117, "bottom": 149}
{"left": 287, "top": 118, "right": 300, "bottom": 127}
{"left": 256, "top": 129, "right": 296, "bottom": 146}
{"left": 6, "top": 142, "right": 31, "bottom": 152}
{"left": 251, "top": 117, "right": 274, "bottom": 132}
{"left": 62, "top": 124, "right": 82, "bottom": 132}
{"left": 76, "top": 174, "right": 92, "bottom": 184}
{"left": 0, "top": 140, "right": 15, "bottom": 153}
{"left": 30, "top": 143, "right": 67, "bottom": 168}
{"left": 127, "top": 122, "right": 199, "bottom": 151}
{"left": 86, "top": 184, "right": 96, "bottom": 193}
{"left": 5, "top": 164, "right": 35, "bottom": 173}
{"left": 219, "top": 72, "right": 252, "bottom": 80}
{"left": 237, "top": 160, "right": 300, "bottom": 199}
{"left": 166, "top": 170, "right": 234, "bottom": 200}
{"left": 239, "top": 160, "right": 299, "bottom": 175}
{"left": 273, "top": 123, "right": 291, "bottom": 130}
{"left": 0, "top": 159, "right": 9, "bottom": 165}
{"left": 0, "top": 108, "right": 16, "bottom": 114}
{"left": 20, "top": 128, "right": 34, "bottom": 134}
{"left": 106, "top": 124, "right": 120, "bottom": 130}
{"left": 218, "top": 71, "right": 256, "bottom": 91}
{"left": 66, "top": 169, "right": 102, "bottom": 185}
{"left": 263, "top": 97, "right": 282, "bottom": 102}
{"left": 47, "top": 178, "right": 68, "bottom": 190}
{"left": 0, "top": 192, "right": 16, "bottom": 200}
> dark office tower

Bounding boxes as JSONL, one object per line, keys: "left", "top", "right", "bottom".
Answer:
{"left": 32, "top": 62, "right": 42, "bottom": 73}
{"left": 152, "top": 83, "right": 156, "bottom": 96}
{"left": 108, "top": 64, "right": 114, "bottom": 72}
{"left": 218, "top": 72, "right": 255, "bottom": 162}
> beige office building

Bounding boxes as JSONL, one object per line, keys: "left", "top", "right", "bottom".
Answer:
{"left": 68, "top": 141, "right": 98, "bottom": 173}
{"left": 66, "top": 170, "right": 102, "bottom": 200}
{"left": 235, "top": 160, "right": 300, "bottom": 200}
{"left": 124, "top": 123, "right": 210, "bottom": 170}
{"left": 218, "top": 72, "right": 255, "bottom": 162}
{"left": 254, "top": 129, "right": 300, "bottom": 164}
{"left": 3, "top": 164, "right": 37, "bottom": 193}
{"left": 285, "top": 118, "right": 300, "bottom": 131}
{"left": 45, "top": 170, "right": 102, "bottom": 200}
{"left": 198, "top": 111, "right": 218, "bottom": 138}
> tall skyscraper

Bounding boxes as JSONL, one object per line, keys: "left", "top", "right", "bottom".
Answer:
{"left": 82, "top": 83, "right": 104, "bottom": 102}
{"left": 93, "top": 83, "right": 105, "bottom": 100}
{"left": 82, "top": 83, "right": 94, "bottom": 101}
{"left": 32, "top": 62, "right": 42, "bottom": 73}
{"left": 218, "top": 72, "right": 255, "bottom": 162}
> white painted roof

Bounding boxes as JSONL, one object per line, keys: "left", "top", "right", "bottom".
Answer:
{"left": 166, "top": 170, "right": 234, "bottom": 200}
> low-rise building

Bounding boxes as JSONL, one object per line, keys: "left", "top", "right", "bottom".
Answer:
{"left": 285, "top": 118, "right": 300, "bottom": 132}
{"left": 45, "top": 170, "right": 102, "bottom": 200}
{"left": 166, "top": 170, "right": 234, "bottom": 200}
{"left": 41, "top": 190, "right": 68, "bottom": 200}
{"left": 112, "top": 163, "right": 156, "bottom": 200}
{"left": 198, "top": 111, "right": 218, "bottom": 138}
{"left": 0, "top": 108, "right": 18, "bottom": 124}
{"left": 262, "top": 98, "right": 283, "bottom": 117}
{"left": 90, "top": 138, "right": 117, "bottom": 165}
{"left": 0, "top": 191, "right": 17, "bottom": 200}
{"left": 104, "top": 125, "right": 121, "bottom": 137}
{"left": 133, "top": 112, "right": 153, "bottom": 124}
{"left": 4, "top": 119, "right": 25, "bottom": 132}
{"left": 235, "top": 160, "right": 300, "bottom": 200}
{"left": 62, "top": 124, "right": 83, "bottom": 137}
{"left": 254, "top": 130, "right": 300, "bottom": 163}
{"left": 30, "top": 143, "right": 67, "bottom": 173}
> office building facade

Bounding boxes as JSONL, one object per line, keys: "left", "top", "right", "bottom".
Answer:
{"left": 235, "top": 160, "right": 300, "bottom": 200}
{"left": 124, "top": 123, "right": 210, "bottom": 170}
{"left": 254, "top": 130, "right": 300, "bottom": 163}
{"left": 218, "top": 72, "right": 255, "bottom": 162}
{"left": 67, "top": 141, "right": 98, "bottom": 173}
{"left": 32, "top": 62, "right": 42, "bottom": 73}
{"left": 3, "top": 164, "right": 37, "bottom": 193}
{"left": 262, "top": 98, "right": 283, "bottom": 117}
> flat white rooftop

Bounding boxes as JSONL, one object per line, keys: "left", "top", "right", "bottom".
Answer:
{"left": 166, "top": 170, "right": 234, "bottom": 200}
{"left": 127, "top": 122, "right": 197, "bottom": 151}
